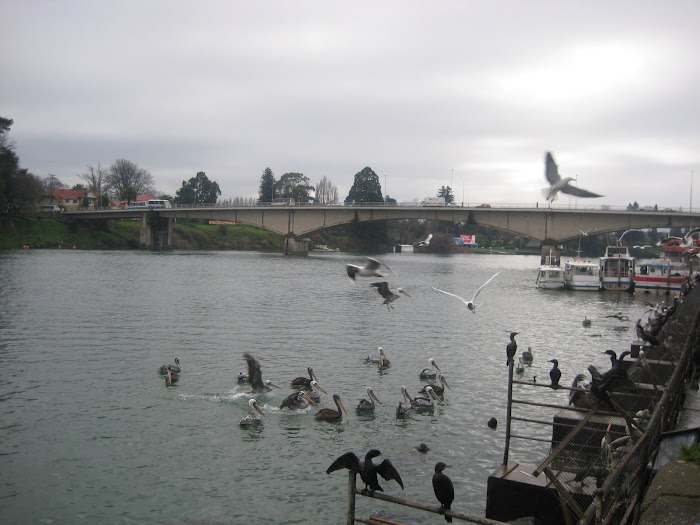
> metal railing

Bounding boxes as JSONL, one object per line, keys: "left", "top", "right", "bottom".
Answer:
{"left": 499, "top": 288, "right": 699, "bottom": 525}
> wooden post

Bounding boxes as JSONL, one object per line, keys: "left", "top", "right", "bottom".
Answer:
{"left": 347, "top": 470, "right": 357, "bottom": 525}
{"left": 503, "top": 359, "right": 514, "bottom": 465}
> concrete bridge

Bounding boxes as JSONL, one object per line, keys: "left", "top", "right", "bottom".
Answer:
{"left": 63, "top": 203, "right": 700, "bottom": 252}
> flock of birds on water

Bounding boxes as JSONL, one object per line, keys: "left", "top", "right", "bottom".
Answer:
{"left": 156, "top": 252, "right": 697, "bottom": 522}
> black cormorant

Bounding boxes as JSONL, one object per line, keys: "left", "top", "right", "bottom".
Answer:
{"left": 327, "top": 449, "right": 404, "bottom": 494}
{"left": 548, "top": 359, "right": 561, "bottom": 389}
{"left": 432, "top": 462, "right": 455, "bottom": 522}
{"left": 506, "top": 332, "right": 518, "bottom": 366}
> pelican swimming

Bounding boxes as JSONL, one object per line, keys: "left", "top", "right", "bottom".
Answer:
{"left": 548, "top": 359, "right": 561, "bottom": 389}
{"left": 158, "top": 356, "right": 181, "bottom": 375}
{"left": 243, "top": 352, "right": 280, "bottom": 393}
{"left": 279, "top": 390, "right": 316, "bottom": 410}
{"left": 165, "top": 367, "right": 179, "bottom": 386}
{"left": 237, "top": 370, "right": 248, "bottom": 383}
{"left": 515, "top": 356, "right": 525, "bottom": 375}
{"left": 414, "top": 233, "right": 433, "bottom": 247}
{"left": 582, "top": 316, "right": 592, "bottom": 327}
{"left": 542, "top": 151, "right": 603, "bottom": 203}
{"left": 327, "top": 449, "right": 404, "bottom": 494}
{"left": 314, "top": 394, "right": 348, "bottom": 421}
{"left": 356, "top": 387, "right": 381, "bottom": 411}
{"left": 506, "top": 332, "right": 518, "bottom": 366}
{"left": 371, "top": 282, "right": 410, "bottom": 310}
{"left": 291, "top": 367, "right": 320, "bottom": 388}
{"left": 433, "top": 462, "right": 455, "bottom": 523}
{"left": 346, "top": 257, "right": 393, "bottom": 282}
{"left": 396, "top": 386, "right": 412, "bottom": 416}
{"left": 239, "top": 398, "right": 265, "bottom": 426}
{"left": 419, "top": 374, "right": 451, "bottom": 397}
{"left": 432, "top": 271, "right": 500, "bottom": 314}
{"left": 305, "top": 380, "right": 328, "bottom": 403}
{"left": 403, "top": 385, "right": 439, "bottom": 410}
{"left": 521, "top": 346, "right": 533, "bottom": 365}
{"left": 365, "top": 347, "right": 390, "bottom": 367}
{"left": 419, "top": 357, "right": 441, "bottom": 379}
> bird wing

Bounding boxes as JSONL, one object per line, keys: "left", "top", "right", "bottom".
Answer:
{"left": 346, "top": 265, "right": 359, "bottom": 281}
{"left": 432, "top": 287, "right": 470, "bottom": 308}
{"left": 560, "top": 185, "right": 603, "bottom": 198}
{"left": 365, "top": 258, "right": 382, "bottom": 270}
{"left": 326, "top": 452, "right": 360, "bottom": 474}
{"left": 244, "top": 352, "right": 264, "bottom": 391}
{"left": 470, "top": 271, "right": 501, "bottom": 302}
{"left": 545, "top": 152, "right": 561, "bottom": 184}
{"left": 376, "top": 459, "right": 404, "bottom": 489}
{"left": 371, "top": 282, "right": 390, "bottom": 297}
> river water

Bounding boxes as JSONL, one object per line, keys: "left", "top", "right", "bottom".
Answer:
{"left": 0, "top": 250, "right": 654, "bottom": 524}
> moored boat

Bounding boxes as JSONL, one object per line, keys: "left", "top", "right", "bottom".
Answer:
{"left": 563, "top": 259, "right": 600, "bottom": 291}
{"left": 599, "top": 245, "right": 635, "bottom": 292}
{"left": 536, "top": 248, "right": 565, "bottom": 290}
{"left": 635, "top": 232, "right": 699, "bottom": 292}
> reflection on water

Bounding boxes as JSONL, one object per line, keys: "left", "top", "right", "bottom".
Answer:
{"left": 0, "top": 250, "right": 654, "bottom": 524}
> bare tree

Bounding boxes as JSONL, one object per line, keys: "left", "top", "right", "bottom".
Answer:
{"left": 106, "top": 159, "right": 155, "bottom": 201}
{"left": 78, "top": 163, "right": 109, "bottom": 207}
{"left": 42, "top": 174, "right": 67, "bottom": 193}
{"left": 315, "top": 176, "right": 339, "bottom": 203}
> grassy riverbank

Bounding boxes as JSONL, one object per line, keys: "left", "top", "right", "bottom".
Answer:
{"left": 0, "top": 216, "right": 288, "bottom": 251}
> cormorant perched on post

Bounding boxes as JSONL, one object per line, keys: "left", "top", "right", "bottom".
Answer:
{"left": 327, "top": 449, "right": 404, "bottom": 494}
{"left": 432, "top": 462, "right": 455, "bottom": 522}
{"left": 506, "top": 332, "right": 518, "bottom": 366}
{"left": 548, "top": 359, "right": 561, "bottom": 389}
{"left": 636, "top": 319, "right": 661, "bottom": 347}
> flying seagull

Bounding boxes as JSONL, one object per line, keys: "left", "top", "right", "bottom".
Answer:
{"left": 346, "top": 257, "right": 394, "bottom": 281}
{"left": 414, "top": 234, "right": 433, "bottom": 247}
{"left": 542, "top": 152, "right": 602, "bottom": 202}
{"left": 431, "top": 271, "right": 500, "bottom": 313}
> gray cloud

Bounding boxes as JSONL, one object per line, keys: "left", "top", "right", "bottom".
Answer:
{"left": 2, "top": 1, "right": 699, "bottom": 208}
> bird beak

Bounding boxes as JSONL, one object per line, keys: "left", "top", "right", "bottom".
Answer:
{"left": 315, "top": 383, "right": 329, "bottom": 394}
{"left": 254, "top": 403, "right": 265, "bottom": 417}
{"left": 402, "top": 290, "right": 411, "bottom": 297}
{"left": 302, "top": 392, "right": 316, "bottom": 405}
{"left": 339, "top": 399, "right": 348, "bottom": 415}
{"left": 441, "top": 376, "right": 452, "bottom": 390}
{"left": 432, "top": 360, "right": 441, "bottom": 371}
{"left": 429, "top": 389, "right": 440, "bottom": 401}
{"left": 311, "top": 370, "right": 320, "bottom": 383}
{"left": 268, "top": 382, "right": 282, "bottom": 389}
{"left": 371, "top": 391, "right": 381, "bottom": 403}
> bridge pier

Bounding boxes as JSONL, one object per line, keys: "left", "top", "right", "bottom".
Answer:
{"left": 139, "top": 213, "right": 172, "bottom": 250}
{"left": 284, "top": 237, "right": 309, "bottom": 255}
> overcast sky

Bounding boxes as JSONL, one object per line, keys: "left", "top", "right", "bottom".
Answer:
{"left": 3, "top": 1, "right": 699, "bottom": 208}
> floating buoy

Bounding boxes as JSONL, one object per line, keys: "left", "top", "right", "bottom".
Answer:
{"left": 72, "top": 245, "right": 76, "bottom": 250}
{"left": 57, "top": 245, "right": 62, "bottom": 249}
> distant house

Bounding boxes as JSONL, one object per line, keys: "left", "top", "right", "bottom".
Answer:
{"left": 113, "top": 194, "right": 159, "bottom": 209}
{"left": 41, "top": 189, "right": 98, "bottom": 210}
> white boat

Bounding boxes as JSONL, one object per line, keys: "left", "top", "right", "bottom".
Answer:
{"left": 563, "top": 259, "right": 600, "bottom": 291}
{"left": 599, "top": 245, "right": 636, "bottom": 292}
{"left": 536, "top": 249, "right": 565, "bottom": 290}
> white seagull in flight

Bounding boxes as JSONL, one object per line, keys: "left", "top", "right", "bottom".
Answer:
{"left": 346, "top": 257, "right": 394, "bottom": 281}
{"left": 432, "top": 271, "right": 501, "bottom": 313}
{"left": 413, "top": 234, "right": 432, "bottom": 247}
{"left": 542, "top": 152, "right": 603, "bottom": 203}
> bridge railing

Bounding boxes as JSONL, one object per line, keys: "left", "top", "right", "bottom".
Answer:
{"left": 66, "top": 202, "right": 691, "bottom": 213}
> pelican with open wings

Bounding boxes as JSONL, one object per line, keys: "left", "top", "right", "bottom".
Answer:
{"left": 432, "top": 271, "right": 500, "bottom": 313}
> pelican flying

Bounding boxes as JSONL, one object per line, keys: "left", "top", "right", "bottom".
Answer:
{"left": 371, "top": 282, "right": 410, "bottom": 310}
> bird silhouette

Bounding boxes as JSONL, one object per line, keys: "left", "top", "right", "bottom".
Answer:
{"left": 506, "top": 332, "right": 518, "bottom": 366}
{"left": 432, "top": 462, "right": 454, "bottom": 522}
{"left": 371, "top": 281, "right": 410, "bottom": 310}
{"left": 548, "top": 359, "right": 561, "bottom": 389}
{"left": 327, "top": 449, "right": 404, "bottom": 494}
